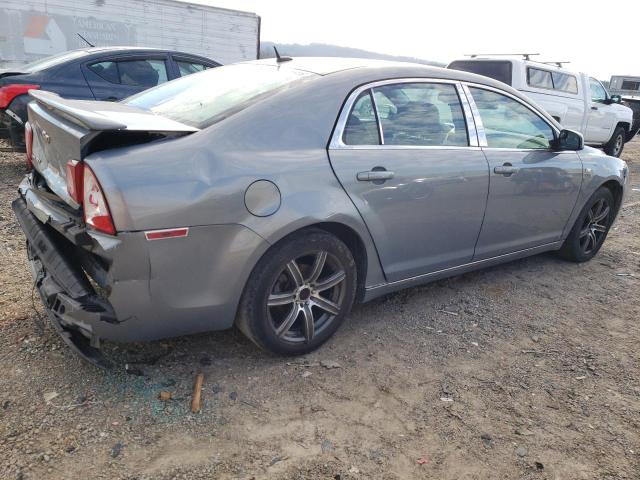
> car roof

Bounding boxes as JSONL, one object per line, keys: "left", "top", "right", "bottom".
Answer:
{"left": 249, "top": 56, "right": 516, "bottom": 89}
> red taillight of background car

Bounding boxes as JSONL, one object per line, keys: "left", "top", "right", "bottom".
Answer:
{"left": 66, "top": 160, "right": 84, "bottom": 204}
{"left": 83, "top": 165, "right": 116, "bottom": 235}
{"left": 0, "top": 84, "right": 40, "bottom": 109}
{"left": 24, "top": 122, "right": 34, "bottom": 170}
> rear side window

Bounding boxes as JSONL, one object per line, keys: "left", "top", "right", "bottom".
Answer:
{"left": 621, "top": 80, "right": 640, "bottom": 91}
{"left": 527, "top": 68, "right": 553, "bottom": 89}
{"left": 88, "top": 59, "right": 169, "bottom": 87}
{"left": 552, "top": 72, "right": 578, "bottom": 94}
{"left": 343, "top": 91, "right": 380, "bottom": 145}
{"left": 526, "top": 67, "right": 578, "bottom": 94}
{"left": 344, "top": 83, "right": 469, "bottom": 147}
{"left": 469, "top": 87, "right": 554, "bottom": 149}
{"left": 448, "top": 61, "right": 513, "bottom": 86}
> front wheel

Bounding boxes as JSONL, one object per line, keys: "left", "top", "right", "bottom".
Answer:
{"left": 236, "top": 230, "right": 357, "bottom": 355}
{"left": 603, "top": 126, "right": 626, "bottom": 157}
{"left": 558, "top": 187, "right": 615, "bottom": 262}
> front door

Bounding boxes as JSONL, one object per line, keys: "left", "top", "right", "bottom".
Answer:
{"left": 585, "top": 77, "right": 616, "bottom": 144}
{"left": 329, "top": 81, "right": 489, "bottom": 282}
{"left": 466, "top": 86, "right": 583, "bottom": 259}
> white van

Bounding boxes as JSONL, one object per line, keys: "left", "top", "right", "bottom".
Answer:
{"left": 447, "top": 57, "right": 634, "bottom": 157}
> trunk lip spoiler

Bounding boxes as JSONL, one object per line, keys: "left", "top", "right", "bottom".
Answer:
{"left": 29, "top": 89, "right": 199, "bottom": 133}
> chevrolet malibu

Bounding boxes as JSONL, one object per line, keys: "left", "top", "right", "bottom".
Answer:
{"left": 12, "top": 58, "right": 629, "bottom": 367}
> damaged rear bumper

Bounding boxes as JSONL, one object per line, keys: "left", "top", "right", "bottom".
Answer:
{"left": 12, "top": 197, "right": 115, "bottom": 368}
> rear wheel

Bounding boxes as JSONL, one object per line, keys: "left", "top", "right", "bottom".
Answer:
{"left": 236, "top": 230, "right": 357, "bottom": 355}
{"left": 559, "top": 187, "right": 615, "bottom": 262}
{"left": 603, "top": 126, "right": 625, "bottom": 157}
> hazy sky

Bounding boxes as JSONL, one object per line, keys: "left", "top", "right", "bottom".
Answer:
{"left": 189, "top": 0, "right": 639, "bottom": 80}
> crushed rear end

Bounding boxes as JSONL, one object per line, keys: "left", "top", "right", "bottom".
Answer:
{"left": 13, "top": 90, "right": 197, "bottom": 368}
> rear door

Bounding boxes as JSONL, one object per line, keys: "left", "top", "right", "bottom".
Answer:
{"left": 585, "top": 77, "right": 616, "bottom": 143}
{"left": 466, "top": 85, "right": 582, "bottom": 259}
{"left": 328, "top": 80, "right": 489, "bottom": 282}
{"left": 82, "top": 54, "right": 171, "bottom": 101}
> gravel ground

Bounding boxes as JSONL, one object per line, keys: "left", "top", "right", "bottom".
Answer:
{"left": 1, "top": 139, "right": 639, "bottom": 480}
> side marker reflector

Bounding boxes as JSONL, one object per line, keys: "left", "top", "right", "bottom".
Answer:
{"left": 145, "top": 228, "right": 189, "bottom": 241}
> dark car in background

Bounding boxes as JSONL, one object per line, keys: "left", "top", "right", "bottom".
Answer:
{"left": 0, "top": 47, "right": 220, "bottom": 150}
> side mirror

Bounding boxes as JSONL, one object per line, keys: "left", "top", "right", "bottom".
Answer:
{"left": 610, "top": 94, "right": 622, "bottom": 104}
{"left": 555, "top": 129, "right": 584, "bottom": 151}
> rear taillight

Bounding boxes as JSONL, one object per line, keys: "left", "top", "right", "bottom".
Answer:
{"left": 83, "top": 165, "right": 116, "bottom": 235}
{"left": 66, "top": 160, "right": 84, "bottom": 204}
{"left": 24, "top": 122, "right": 33, "bottom": 170}
{"left": 0, "top": 84, "right": 40, "bottom": 109}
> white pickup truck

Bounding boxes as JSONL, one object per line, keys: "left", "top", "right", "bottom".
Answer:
{"left": 448, "top": 57, "right": 635, "bottom": 157}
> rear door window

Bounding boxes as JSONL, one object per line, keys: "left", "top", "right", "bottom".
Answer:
{"left": 344, "top": 83, "right": 468, "bottom": 147}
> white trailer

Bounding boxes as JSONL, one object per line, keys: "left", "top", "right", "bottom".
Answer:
{"left": 0, "top": 0, "right": 260, "bottom": 67}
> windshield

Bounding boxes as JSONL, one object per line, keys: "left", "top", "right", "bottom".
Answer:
{"left": 126, "top": 64, "right": 316, "bottom": 129}
{"left": 14, "top": 50, "right": 89, "bottom": 73}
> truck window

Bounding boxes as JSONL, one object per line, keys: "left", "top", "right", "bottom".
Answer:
{"left": 551, "top": 72, "right": 578, "bottom": 94}
{"left": 621, "top": 80, "right": 640, "bottom": 91}
{"left": 527, "top": 68, "right": 553, "bottom": 89}
{"left": 447, "top": 61, "right": 512, "bottom": 86}
{"left": 589, "top": 78, "right": 607, "bottom": 102}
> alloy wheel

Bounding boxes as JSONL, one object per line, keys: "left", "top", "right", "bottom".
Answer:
{"left": 579, "top": 198, "right": 611, "bottom": 255}
{"left": 613, "top": 134, "right": 624, "bottom": 157}
{"left": 267, "top": 251, "right": 346, "bottom": 343}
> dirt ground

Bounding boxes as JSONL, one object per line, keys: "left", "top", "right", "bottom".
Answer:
{"left": 1, "top": 139, "right": 639, "bottom": 480}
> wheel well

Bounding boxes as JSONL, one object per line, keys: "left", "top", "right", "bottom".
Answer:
{"left": 601, "top": 180, "right": 624, "bottom": 216}
{"left": 303, "top": 222, "right": 368, "bottom": 303}
{"left": 615, "top": 121, "right": 630, "bottom": 134}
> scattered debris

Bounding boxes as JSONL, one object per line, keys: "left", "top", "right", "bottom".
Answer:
{"left": 480, "top": 433, "right": 493, "bottom": 447}
{"left": 516, "top": 446, "right": 528, "bottom": 457}
{"left": 320, "top": 360, "right": 342, "bottom": 369}
{"left": 301, "top": 370, "right": 312, "bottom": 378}
{"left": 111, "top": 442, "right": 123, "bottom": 458}
{"left": 191, "top": 373, "right": 204, "bottom": 413}
{"left": 229, "top": 391, "right": 237, "bottom": 401}
{"left": 158, "top": 391, "right": 172, "bottom": 401}
{"left": 417, "top": 457, "right": 429, "bottom": 465}
{"left": 124, "top": 364, "right": 144, "bottom": 376}
{"left": 349, "top": 466, "right": 360, "bottom": 473}
{"left": 437, "top": 309, "right": 458, "bottom": 316}
{"left": 535, "top": 461, "right": 544, "bottom": 470}
{"left": 269, "top": 455, "right": 288, "bottom": 466}
{"left": 43, "top": 391, "right": 59, "bottom": 404}
{"left": 321, "top": 439, "right": 333, "bottom": 453}
{"left": 440, "top": 397, "right": 454, "bottom": 402}
{"left": 575, "top": 376, "right": 587, "bottom": 380}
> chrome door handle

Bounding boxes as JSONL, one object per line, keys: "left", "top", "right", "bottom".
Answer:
{"left": 591, "top": 106, "right": 598, "bottom": 110}
{"left": 357, "top": 170, "right": 395, "bottom": 181}
{"left": 494, "top": 164, "right": 518, "bottom": 176}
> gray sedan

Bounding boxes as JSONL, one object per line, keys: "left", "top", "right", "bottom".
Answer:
{"left": 12, "top": 58, "right": 629, "bottom": 367}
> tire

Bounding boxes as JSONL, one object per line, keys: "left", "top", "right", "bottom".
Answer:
{"left": 603, "top": 126, "right": 626, "bottom": 157}
{"left": 236, "top": 229, "right": 357, "bottom": 355}
{"left": 558, "top": 187, "right": 615, "bottom": 262}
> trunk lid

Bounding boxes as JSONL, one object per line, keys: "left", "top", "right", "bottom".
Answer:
{"left": 27, "top": 90, "right": 198, "bottom": 207}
